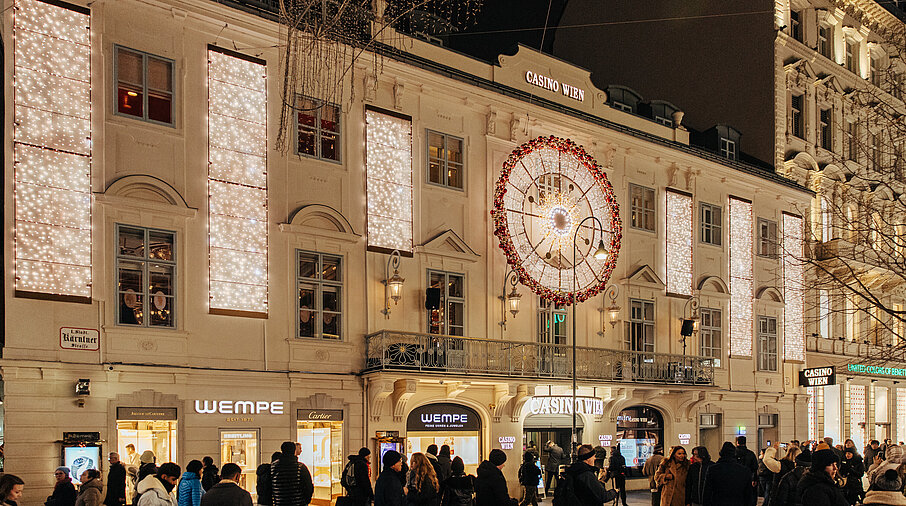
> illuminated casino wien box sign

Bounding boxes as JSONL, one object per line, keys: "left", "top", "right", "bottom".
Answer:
{"left": 407, "top": 403, "right": 481, "bottom": 431}
{"left": 799, "top": 367, "right": 836, "bottom": 387}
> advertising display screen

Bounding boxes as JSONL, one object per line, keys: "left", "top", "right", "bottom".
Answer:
{"left": 63, "top": 446, "right": 100, "bottom": 484}
{"left": 618, "top": 438, "right": 656, "bottom": 466}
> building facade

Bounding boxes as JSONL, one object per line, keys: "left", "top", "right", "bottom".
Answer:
{"left": 3, "top": 0, "right": 812, "bottom": 503}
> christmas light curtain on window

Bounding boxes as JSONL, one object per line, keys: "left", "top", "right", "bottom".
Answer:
{"left": 807, "top": 386, "right": 819, "bottom": 441}
{"left": 782, "top": 213, "right": 805, "bottom": 361}
{"left": 207, "top": 47, "right": 268, "bottom": 314}
{"left": 13, "top": 0, "right": 91, "bottom": 299}
{"left": 729, "top": 197, "right": 754, "bottom": 356}
{"left": 898, "top": 389, "right": 906, "bottom": 444}
{"left": 666, "top": 190, "right": 693, "bottom": 296}
{"left": 365, "top": 108, "right": 413, "bottom": 253}
{"left": 850, "top": 384, "right": 866, "bottom": 450}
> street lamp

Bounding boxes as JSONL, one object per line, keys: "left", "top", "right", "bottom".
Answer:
{"left": 381, "top": 249, "right": 405, "bottom": 318}
{"left": 571, "top": 215, "right": 608, "bottom": 462}
{"left": 499, "top": 268, "right": 522, "bottom": 331}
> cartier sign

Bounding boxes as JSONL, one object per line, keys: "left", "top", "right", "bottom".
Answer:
{"left": 297, "top": 409, "right": 343, "bottom": 421}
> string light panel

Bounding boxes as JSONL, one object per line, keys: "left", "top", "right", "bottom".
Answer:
{"left": 13, "top": 0, "right": 92, "bottom": 299}
{"left": 898, "top": 389, "right": 906, "bottom": 444}
{"left": 207, "top": 47, "right": 268, "bottom": 314}
{"left": 365, "top": 109, "right": 413, "bottom": 253}
{"left": 807, "top": 386, "right": 819, "bottom": 441}
{"left": 729, "top": 197, "right": 753, "bottom": 357}
{"left": 782, "top": 213, "right": 805, "bottom": 362}
{"left": 850, "top": 384, "right": 866, "bottom": 449}
{"left": 666, "top": 190, "right": 693, "bottom": 296}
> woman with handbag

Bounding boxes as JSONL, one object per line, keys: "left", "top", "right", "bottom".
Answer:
{"left": 654, "top": 446, "right": 689, "bottom": 506}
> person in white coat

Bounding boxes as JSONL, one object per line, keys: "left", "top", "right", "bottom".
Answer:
{"left": 136, "top": 463, "right": 180, "bottom": 506}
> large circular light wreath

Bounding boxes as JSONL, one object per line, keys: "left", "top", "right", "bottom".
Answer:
{"left": 492, "top": 136, "right": 622, "bottom": 305}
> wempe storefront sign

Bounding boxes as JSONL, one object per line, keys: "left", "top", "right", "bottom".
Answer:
{"left": 524, "top": 71, "right": 585, "bottom": 102}
{"left": 529, "top": 396, "right": 604, "bottom": 416}
{"left": 194, "top": 400, "right": 284, "bottom": 415}
{"left": 799, "top": 367, "right": 836, "bottom": 387}
{"left": 407, "top": 403, "right": 481, "bottom": 431}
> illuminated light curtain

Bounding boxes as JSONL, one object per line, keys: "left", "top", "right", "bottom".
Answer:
{"left": 666, "top": 189, "right": 693, "bottom": 296}
{"left": 13, "top": 0, "right": 91, "bottom": 300}
{"left": 807, "top": 386, "right": 819, "bottom": 441}
{"left": 850, "top": 384, "right": 866, "bottom": 449}
{"left": 729, "top": 197, "right": 754, "bottom": 357}
{"left": 782, "top": 213, "right": 805, "bottom": 361}
{"left": 207, "top": 47, "right": 268, "bottom": 314}
{"left": 365, "top": 108, "right": 413, "bottom": 252}
{"left": 898, "top": 388, "right": 906, "bottom": 444}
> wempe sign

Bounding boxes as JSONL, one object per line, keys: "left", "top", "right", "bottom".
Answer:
{"left": 799, "top": 366, "right": 835, "bottom": 387}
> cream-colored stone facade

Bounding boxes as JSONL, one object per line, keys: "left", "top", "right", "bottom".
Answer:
{"left": 3, "top": 0, "right": 814, "bottom": 503}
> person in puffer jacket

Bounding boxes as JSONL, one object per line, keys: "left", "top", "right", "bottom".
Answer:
{"left": 136, "top": 463, "right": 181, "bottom": 506}
{"left": 270, "top": 441, "right": 313, "bottom": 506}
{"left": 863, "top": 469, "right": 906, "bottom": 506}
{"left": 176, "top": 461, "right": 204, "bottom": 506}
{"left": 441, "top": 457, "right": 474, "bottom": 506}
{"left": 256, "top": 452, "right": 281, "bottom": 505}
{"left": 770, "top": 449, "right": 809, "bottom": 506}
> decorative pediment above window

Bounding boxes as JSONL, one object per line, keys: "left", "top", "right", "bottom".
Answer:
{"left": 98, "top": 175, "right": 196, "bottom": 217}
{"left": 417, "top": 229, "right": 480, "bottom": 262}
{"left": 815, "top": 75, "right": 845, "bottom": 105}
{"left": 755, "top": 286, "right": 784, "bottom": 303}
{"left": 625, "top": 264, "right": 666, "bottom": 290}
{"left": 281, "top": 204, "right": 361, "bottom": 243}
{"left": 697, "top": 275, "right": 730, "bottom": 296}
{"left": 785, "top": 60, "right": 817, "bottom": 92}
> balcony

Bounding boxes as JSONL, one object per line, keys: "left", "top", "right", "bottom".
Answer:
{"left": 364, "top": 330, "right": 715, "bottom": 386}
{"left": 807, "top": 335, "right": 906, "bottom": 362}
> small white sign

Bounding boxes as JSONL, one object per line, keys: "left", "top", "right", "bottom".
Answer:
{"left": 599, "top": 434, "right": 613, "bottom": 443}
{"left": 60, "top": 327, "right": 99, "bottom": 351}
{"left": 498, "top": 436, "right": 515, "bottom": 450}
{"left": 678, "top": 433, "right": 691, "bottom": 445}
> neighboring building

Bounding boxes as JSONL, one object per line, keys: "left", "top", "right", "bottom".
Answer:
{"left": 3, "top": 0, "right": 811, "bottom": 502}
{"left": 552, "top": 0, "right": 906, "bottom": 449}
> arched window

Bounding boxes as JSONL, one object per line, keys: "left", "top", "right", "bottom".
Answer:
{"left": 616, "top": 406, "right": 664, "bottom": 469}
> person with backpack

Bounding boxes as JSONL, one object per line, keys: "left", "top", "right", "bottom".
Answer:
{"left": 556, "top": 444, "right": 617, "bottom": 506}
{"left": 475, "top": 449, "right": 515, "bottom": 506}
{"left": 342, "top": 448, "right": 374, "bottom": 506}
{"left": 518, "top": 452, "right": 541, "bottom": 506}
{"left": 271, "top": 441, "right": 314, "bottom": 506}
{"left": 608, "top": 444, "right": 629, "bottom": 506}
{"left": 441, "top": 457, "right": 474, "bottom": 506}
{"left": 686, "top": 446, "right": 713, "bottom": 506}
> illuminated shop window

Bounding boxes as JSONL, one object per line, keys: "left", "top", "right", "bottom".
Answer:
{"left": 700, "top": 308, "right": 722, "bottom": 367}
{"left": 365, "top": 108, "right": 413, "bottom": 253}
{"left": 757, "top": 316, "right": 778, "bottom": 371}
{"left": 666, "top": 190, "right": 693, "bottom": 295}
{"left": 297, "top": 251, "right": 342, "bottom": 340}
{"left": 427, "top": 130, "right": 464, "bottom": 190}
{"left": 13, "top": 0, "right": 92, "bottom": 300}
{"left": 729, "top": 197, "right": 754, "bottom": 357}
{"left": 207, "top": 47, "right": 268, "bottom": 314}
{"left": 898, "top": 388, "right": 906, "bottom": 444}
{"left": 115, "top": 46, "right": 174, "bottom": 125}
{"left": 116, "top": 225, "right": 176, "bottom": 328}
{"left": 295, "top": 96, "right": 340, "bottom": 162}
{"left": 782, "top": 213, "right": 805, "bottom": 362}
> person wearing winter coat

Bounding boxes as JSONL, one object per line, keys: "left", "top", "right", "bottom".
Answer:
{"left": 564, "top": 445, "right": 618, "bottom": 506}
{"left": 770, "top": 448, "right": 806, "bottom": 506}
{"left": 543, "top": 441, "right": 563, "bottom": 494}
{"left": 517, "top": 452, "right": 541, "bottom": 506}
{"left": 474, "top": 449, "right": 514, "bottom": 506}
{"left": 864, "top": 441, "right": 881, "bottom": 465}
{"left": 200, "top": 464, "right": 252, "bottom": 506}
{"left": 655, "top": 446, "right": 689, "bottom": 506}
{"left": 176, "top": 460, "right": 204, "bottom": 506}
{"left": 686, "top": 446, "right": 713, "bottom": 506}
{"left": 436, "top": 446, "right": 453, "bottom": 483}
{"left": 643, "top": 446, "right": 666, "bottom": 506}
{"left": 839, "top": 448, "right": 864, "bottom": 505}
{"left": 796, "top": 445, "right": 848, "bottom": 506}
{"left": 0, "top": 474, "right": 25, "bottom": 506}
{"left": 441, "top": 457, "right": 474, "bottom": 506}
{"left": 407, "top": 453, "right": 440, "bottom": 506}
{"left": 136, "top": 463, "right": 181, "bottom": 506}
{"left": 344, "top": 448, "right": 374, "bottom": 506}
{"left": 200, "top": 457, "right": 218, "bottom": 493}
{"left": 375, "top": 450, "right": 406, "bottom": 506}
{"left": 866, "top": 444, "right": 905, "bottom": 483}
{"left": 734, "top": 437, "right": 759, "bottom": 506}
{"left": 138, "top": 452, "right": 158, "bottom": 484}
{"left": 863, "top": 468, "right": 906, "bottom": 506}
{"left": 48, "top": 467, "right": 77, "bottom": 506}
{"left": 271, "top": 441, "right": 314, "bottom": 506}
{"left": 608, "top": 445, "right": 629, "bottom": 506}
{"left": 105, "top": 453, "right": 127, "bottom": 506}
{"left": 425, "top": 445, "right": 444, "bottom": 486}
{"left": 760, "top": 446, "right": 782, "bottom": 506}
{"left": 75, "top": 470, "right": 103, "bottom": 506}
{"left": 702, "top": 441, "right": 755, "bottom": 506}
{"left": 256, "top": 452, "right": 281, "bottom": 506}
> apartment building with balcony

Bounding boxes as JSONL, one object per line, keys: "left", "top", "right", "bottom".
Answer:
{"left": 3, "top": 0, "right": 811, "bottom": 501}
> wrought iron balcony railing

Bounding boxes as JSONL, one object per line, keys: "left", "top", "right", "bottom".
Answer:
{"left": 365, "top": 330, "right": 715, "bottom": 386}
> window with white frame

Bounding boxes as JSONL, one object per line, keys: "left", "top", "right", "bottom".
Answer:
{"left": 115, "top": 46, "right": 174, "bottom": 125}
{"left": 427, "top": 130, "right": 464, "bottom": 190}
{"left": 627, "top": 299, "right": 655, "bottom": 353}
{"left": 700, "top": 307, "right": 722, "bottom": 366}
{"left": 845, "top": 120, "right": 859, "bottom": 161}
{"left": 870, "top": 56, "right": 881, "bottom": 86}
{"left": 818, "top": 25, "right": 832, "bottom": 59}
{"left": 612, "top": 101, "right": 633, "bottom": 113}
{"left": 116, "top": 225, "right": 176, "bottom": 328}
{"left": 821, "top": 197, "right": 832, "bottom": 241}
{"left": 296, "top": 96, "right": 341, "bottom": 162}
{"left": 630, "top": 184, "right": 656, "bottom": 232}
{"left": 719, "top": 137, "right": 737, "bottom": 160}
{"left": 655, "top": 116, "right": 674, "bottom": 127}
{"left": 790, "top": 10, "right": 802, "bottom": 41}
{"left": 297, "top": 251, "right": 342, "bottom": 339}
{"left": 427, "top": 270, "right": 464, "bottom": 336}
{"left": 757, "top": 316, "right": 778, "bottom": 371}
{"left": 819, "top": 108, "right": 833, "bottom": 151}
{"left": 819, "top": 289, "right": 831, "bottom": 338}
{"left": 757, "top": 218, "right": 778, "bottom": 258}
{"left": 846, "top": 39, "right": 859, "bottom": 74}
{"left": 538, "top": 297, "right": 568, "bottom": 347}
{"left": 791, "top": 93, "right": 804, "bottom": 139}
{"left": 700, "top": 202, "right": 722, "bottom": 246}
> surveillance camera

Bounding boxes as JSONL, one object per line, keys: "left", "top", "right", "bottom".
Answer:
{"left": 75, "top": 378, "right": 91, "bottom": 397}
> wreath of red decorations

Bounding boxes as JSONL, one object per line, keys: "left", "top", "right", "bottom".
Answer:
{"left": 491, "top": 135, "right": 622, "bottom": 305}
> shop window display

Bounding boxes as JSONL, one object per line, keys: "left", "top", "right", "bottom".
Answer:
{"left": 406, "top": 436, "right": 480, "bottom": 475}
{"left": 297, "top": 420, "right": 343, "bottom": 506}
{"left": 117, "top": 420, "right": 177, "bottom": 465}
{"left": 220, "top": 430, "right": 258, "bottom": 499}
{"left": 615, "top": 406, "right": 663, "bottom": 472}
{"left": 406, "top": 403, "right": 482, "bottom": 475}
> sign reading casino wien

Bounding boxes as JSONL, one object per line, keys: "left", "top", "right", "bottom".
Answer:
{"left": 799, "top": 367, "right": 836, "bottom": 387}
{"left": 407, "top": 403, "right": 481, "bottom": 431}
{"left": 529, "top": 396, "right": 604, "bottom": 416}
{"left": 524, "top": 71, "right": 586, "bottom": 102}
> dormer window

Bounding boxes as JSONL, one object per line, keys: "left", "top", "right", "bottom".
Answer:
{"left": 613, "top": 101, "right": 633, "bottom": 113}
{"left": 655, "top": 116, "right": 674, "bottom": 127}
{"left": 606, "top": 86, "right": 642, "bottom": 114}
{"left": 719, "top": 138, "right": 737, "bottom": 160}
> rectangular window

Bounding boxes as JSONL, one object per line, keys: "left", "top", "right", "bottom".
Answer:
{"left": 700, "top": 202, "right": 723, "bottom": 246}
{"left": 627, "top": 299, "right": 655, "bottom": 353}
{"left": 427, "top": 130, "right": 464, "bottom": 190}
{"left": 538, "top": 298, "right": 568, "bottom": 347}
{"left": 821, "top": 197, "right": 832, "bottom": 242}
{"left": 757, "top": 316, "right": 778, "bottom": 371}
{"left": 427, "top": 271, "right": 464, "bottom": 336}
{"left": 116, "top": 225, "right": 176, "bottom": 328}
{"left": 296, "top": 96, "right": 341, "bottom": 162}
{"left": 819, "top": 289, "right": 831, "bottom": 338}
{"left": 870, "top": 132, "right": 882, "bottom": 169}
{"left": 899, "top": 389, "right": 906, "bottom": 445}
{"left": 667, "top": 190, "right": 693, "bottom": 295}
{"left": 846, "top": 40, "right": 858, "bottom": 74}
{"left": 790, "top": 10, "right": 802, "bottom": 41}
{"left": 791, "top": 94, "right": 804, "bottom": 139}
{"left": 819, "top": 108, "right": 833, "bottom": 150}
{"left": 870, "top": 56, "right": 881, "bottom": 86}
{"left": 757, "top": 218, "right": 778, "bottom": 258}
{"left": 850, "top": 384, "right": 867, "bottom": 450}
{"left": 612, "top": 101, "right": 633, "bottom": 113}
{"left": 655, "top": 116, "right": 674, "bottom": 127}
{"left": 818, "top": 25, "right": 832, "bottom": 58}
{"left": 630, "top": 184, "right": 656, "bottom": 232}
{"left": 700, "top": 307, "right": 722, "bottom": 367}
{"left": 845, "top": 121, "right": 858, "bottom": 161}
{"left": 116, "top": 46, "right": 173, "bottom": 125}
{"left": 719, "top": 138, "right": 737, "bottom": 160}
{"left": 297, "top": 251, "right": 342, "bottom": 339}
{"left": 366, "top": 108, "right": 413, "bottom": 253}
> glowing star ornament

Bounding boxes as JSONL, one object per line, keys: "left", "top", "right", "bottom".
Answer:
{"left": 537, "top": 191, "right": 581, "bottom": 251}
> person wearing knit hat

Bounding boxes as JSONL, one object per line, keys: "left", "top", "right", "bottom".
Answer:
{"left": 475, "top": 449, "right": 514, "bottom": 506}
{"left": 374, "top": 451, "right": 405, "bottom": 506}
{"left": 563, "top": 444, "right": 618, "bottom": 506}
{"left": 798, "top": 446, "right": 848, "bottom": 506}
{"left": 771, "top": 447, "right": 811, "bottom": 506}
{"left": 49, "top": 466, "right": 77, "bottom": 506}
{"left": 863, "top": 469, "right": 906, "bottom": 506}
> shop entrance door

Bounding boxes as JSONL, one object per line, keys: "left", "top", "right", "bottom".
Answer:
{"left": 117, "top": 417, "right": 177, "bottom": 505}
{"left": 220, "top": 430, "right": 258, "bottom": 500}
{"left": 297, "top": 419, "right": 343, "bottom": 506}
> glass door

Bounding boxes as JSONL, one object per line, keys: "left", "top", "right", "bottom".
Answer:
{"left": 297, "top": 421, "right": 343, "bottom": 506}
{"left": 219, "top": 430, "right": 259, "bottom": 499}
